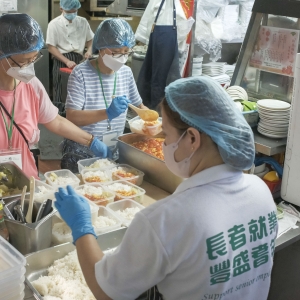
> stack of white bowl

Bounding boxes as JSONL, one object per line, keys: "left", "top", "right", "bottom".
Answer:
{"left": 226, "top": 86, "right": 248, "bottom": 101}
{"left": 0, "top": 236, "right": 26, "bottom": 300}
{"left": 257, "top": 99, "right": 291, "bottom": 138}
{"left": 192, "top": 57, "right": 203, "bottom": 76}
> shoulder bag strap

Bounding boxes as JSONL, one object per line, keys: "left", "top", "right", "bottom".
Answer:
{"left": 0, "top": 101, "right": 30, "bottom": 149}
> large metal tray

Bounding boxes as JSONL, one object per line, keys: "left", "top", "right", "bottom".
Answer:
{"left": 0, "top": 161, "right": 30, "bottom": 201}
{"left": 25, "top": 227, "right": 127, "bottom": 299}
{"left": 118, "top": 133, "right": 183, "bottom": 193}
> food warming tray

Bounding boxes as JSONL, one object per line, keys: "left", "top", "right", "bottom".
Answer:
{"left": 117, "top": 133, "right": 183, "bottom": 193}
{"left": 25, "top": 227, "right": 127, "bottom": 298}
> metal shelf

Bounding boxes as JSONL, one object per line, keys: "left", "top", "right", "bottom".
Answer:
{"left": 253, "top": 128, "right": 287, "bottom": 156}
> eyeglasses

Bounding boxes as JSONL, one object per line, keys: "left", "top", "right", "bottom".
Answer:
{"left": 108, "top": 49, "right": 134, "bottom": 59}
{"left": 8, "top": 52, "right": 43, "bottom": 69}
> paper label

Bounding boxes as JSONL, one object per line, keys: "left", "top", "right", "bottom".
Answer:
{"left": 0, "top": 0, "right": 17, "bottom": 11}
{"left": 0, "top": 152, "right": 22, "bottom": 169}
{"left": 250, "top": 26, "right": 299, "bottom": 77}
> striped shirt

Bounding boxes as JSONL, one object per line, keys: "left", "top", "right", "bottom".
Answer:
{"left": 66, "top": 60, "right": 142, "bottom": 138}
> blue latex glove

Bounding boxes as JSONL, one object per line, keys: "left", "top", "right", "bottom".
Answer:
{"left": 106, "top": 95, "right": 131, "bottom": 121}
{"left": 90, "top": 138, "right": 112, "bottom": 159}
{"left": 54, "top": 186, "right": 96, "bottom": 244}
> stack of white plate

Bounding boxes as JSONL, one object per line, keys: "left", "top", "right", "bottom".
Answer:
{"left": 257, "top": 99, "right": 291, "bottom": 138}
{"left": 224, "top": 65, "right": 235, "bottom": 79}
{"left": 207, "top": 74, "right": 231, "bottom": 85}
{"left": 202, "top": 62, "right": 225, "bottom": 76}
{"left": 192, "top": 57, "right": 203, "bottom": 76}
{"left": 226, "top": 86, "right": 248, "bottom": 101}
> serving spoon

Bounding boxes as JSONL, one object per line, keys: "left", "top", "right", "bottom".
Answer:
{"left": 128, "top": 104, "right": 159, "bottom": 122}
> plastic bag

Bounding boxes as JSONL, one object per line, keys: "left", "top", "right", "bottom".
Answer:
{"left": 195, "top": 18, "right": 222, "bottom": 62}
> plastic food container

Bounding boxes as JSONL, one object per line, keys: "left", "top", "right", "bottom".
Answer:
{"left": 106, "top": 199, "right": 145, "bottom": 226}
{"left": 74, "top": 183, "right": 115, "bottom": 206}
{"left": 103, "top": 180, "right": 146, "bottom": 203}
{"left": 81, "top": 168, "right": 113, "bottom": 184}
{"left": 129, "top": 116, "right": 162, "bottom": 136}
{"left": 145, "top": 121, "right": 162, "bottom": 136}
{"left": 0, "top": 236, "right": 26, "bottom": 281}
{"left": 44, "top": 169, "right": 80, "bottom": 189}
{"left": 108, "top": 164, "right": 144, "bottom": 186}
{"left": 77, "top": 157, "right": 117, "bottom": 173}
{"left": 51, "top": 216, "right": 73, "bottom": 245}
{"left": 33, "top": 180, "right": 55, "bottom": 203}
{"left": 94, "top": 206, "right": 122, "bottom": 235}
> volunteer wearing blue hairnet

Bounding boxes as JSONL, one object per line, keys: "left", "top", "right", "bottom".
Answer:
{"left": 61, "top": 18, "right": 147, "bottom": 172}
{"left": 54, "top": 77, "right": 277, "bottom": 300}
{"left": 0, "top": 13, "right": 110, "bottom": 179}
{"left": 46, "top": 0, "right": 94, "bottom": 104}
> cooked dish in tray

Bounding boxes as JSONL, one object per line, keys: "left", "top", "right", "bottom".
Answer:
{"left": 131, "top": 138, "right": 165, "bottom": 160}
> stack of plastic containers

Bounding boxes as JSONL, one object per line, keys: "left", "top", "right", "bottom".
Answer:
{"left": 0, "top": 236, "right": 26, "bottom": 300}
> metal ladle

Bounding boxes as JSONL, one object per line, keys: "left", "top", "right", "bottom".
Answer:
{"left": 128, "top": 104, "right": 159, "bottom": 122}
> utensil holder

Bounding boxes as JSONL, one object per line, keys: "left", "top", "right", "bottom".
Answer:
{"left": 4, "top": 198, "right": 57, "bottom": 255}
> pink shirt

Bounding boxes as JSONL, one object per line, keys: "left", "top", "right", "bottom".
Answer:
{"left": 0, "top": 78, "right": 58, "bottom": 178}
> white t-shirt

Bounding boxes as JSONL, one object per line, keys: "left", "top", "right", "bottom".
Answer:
{"left": 95, "top": 164, "right": 277, "bottom": 300}
{"left": 46, "top": 15, "right": 94, "bottom": 55}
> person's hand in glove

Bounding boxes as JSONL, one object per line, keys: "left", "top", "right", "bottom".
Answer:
{"left": 106, "top": 95, "right": 131, "bottom": 121}
{"left": 55, "top": 185, "right": 96, "bottom": 244}
{"left": 90, "top": 137, "right": 112, "bottom": 159}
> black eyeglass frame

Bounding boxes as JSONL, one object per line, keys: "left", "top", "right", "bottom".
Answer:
{"left": 110, "top": 51, "right": 135, "bottom": 59}
{"left": 8, "top": 51, "right": 43, "bottom": 69}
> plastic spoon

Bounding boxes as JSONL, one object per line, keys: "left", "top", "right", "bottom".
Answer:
{"left": 25, "top": 177, "right": 35, "bottom": 223}
{"left": 20, "top": 185, "right": 27, "bottom": 212}
{"left": 128, "top": 104, "right": 159, "bottom": 122}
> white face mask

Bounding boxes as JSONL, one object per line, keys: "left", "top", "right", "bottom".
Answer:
{"left": 5, "top": 58, "right": 35, "bottom": 83}
{"left": 163, "top": 131, "right": 195, "bottom": 178}
{"left": 101, "top": 53, "right": 128, "bottom": 72}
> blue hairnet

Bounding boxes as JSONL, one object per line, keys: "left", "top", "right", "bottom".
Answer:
{"left": 165, "top": 77, "right": 255, "bottom": 171}
{"left": 60, "top": 0, "right": 81, "bottom": 10}
{"left": 92, "top": 19, "right": 136, "bottom": 54}
{"left": 0, "top": 13, "right": 44, "bottom": 60}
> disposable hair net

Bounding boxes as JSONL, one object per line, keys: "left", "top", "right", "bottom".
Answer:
{"left": 0, "top": 13, "right": 44, "bottom": 60}
{"left": 60, "top": 0, "right": 81, "bottom": 10}
{"left": 92, "top": 19, "right": 136, "bottom": 54}
{"left": 165, "top": 77, "right": 255, "bottom": 170}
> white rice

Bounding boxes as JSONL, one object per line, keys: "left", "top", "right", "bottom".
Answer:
{"left": 32, "top": 250, "right": 96, "bottom": 300}
{"left": 83, "top": 170, "right": 111, "bottom": 182}
{"left": 35, "top": 186, "right": 51, "bottom": 196}
{"left": 87, "top": 158, "right": 115, "bottom": 169}
{"left": 114, "top": 207, "right": 141, "bottom": 220}
{"left": 106, "top": 182, "right": 132, "bottom": 192}
{"left": 76, "top": 185, "right": 104, "bottom": 197}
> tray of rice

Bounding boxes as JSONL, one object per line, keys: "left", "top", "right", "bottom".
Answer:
{"left": 27, "top": 228, "right": 127, "bottom": 299}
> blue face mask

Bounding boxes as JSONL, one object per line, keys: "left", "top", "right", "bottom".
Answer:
{"left": 64, "top": 12, "right": 77, "bottom": 21}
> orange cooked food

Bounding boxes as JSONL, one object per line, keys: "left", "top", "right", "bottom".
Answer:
{"left": 144, "top": 120, "right": 159, "bottom": 126}
{"left": 131, "top": 138, "right": 164, "bottom": 160}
